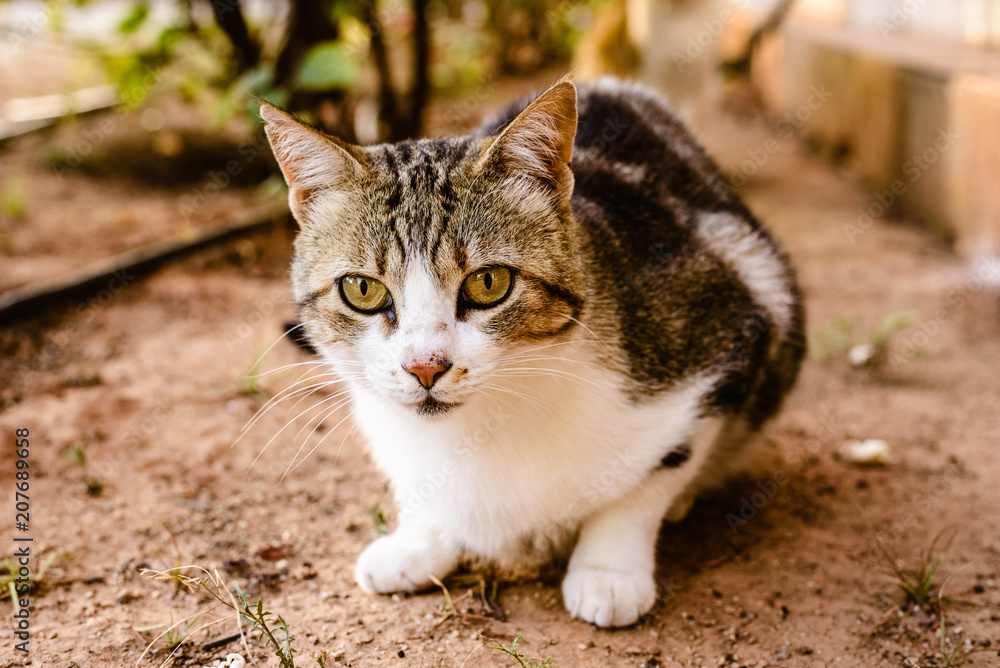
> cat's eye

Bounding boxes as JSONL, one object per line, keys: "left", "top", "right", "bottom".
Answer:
{"left": 461, "top": 267, "right": 513, "bottom": 308}
{"left": 340, "top": 275, "right": 391, "bottom": 313}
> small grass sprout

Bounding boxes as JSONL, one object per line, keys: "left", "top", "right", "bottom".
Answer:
{"left": 809, "top": 310, "right": 919, "bottom": 367}
{"left": 242, "top": 344, "right": 271, "bottom": 404}
{"left": 491, "top": 632, "right": 553, "bottom": 668}
{"left": 875, "top": 529, "right": 954, "bottom": 611}
{"left": 2, "top": 552, "right": 59, "bottom": 607}
{"left": 136, "top": 611, "right": 205, "bottom": 649}
{"left": 367, "top": 505, "right": 389, "bottom": 536}
{"left": 934, "top": 576, "right": 992, "bottom": 668}
{"left": 0, "top": 179, "right": 26, "bottom": 220}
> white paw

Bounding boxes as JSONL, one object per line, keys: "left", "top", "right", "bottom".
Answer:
{"left": 354, "top": 532, "right": 457, "bottom": 594}
{"left": 562, "top": 567, "right": 656, "bottom": 627}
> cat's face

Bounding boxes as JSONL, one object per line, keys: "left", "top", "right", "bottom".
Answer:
{"left": 262, "top": 82, "right": 584, "bottom": 416}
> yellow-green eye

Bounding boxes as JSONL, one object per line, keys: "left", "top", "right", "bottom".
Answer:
{"left": 340, "top": 275, "right": 391, "bottom": 313}
{"left": 461, "top": 267, "right": 513, "bottom": 307}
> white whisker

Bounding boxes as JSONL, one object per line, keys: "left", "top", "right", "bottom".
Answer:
{"left": 287, "top": 408, "right": 358, "bottom": 477}
{"left": 553, "top": 314, "right": 611, "bottom": 352}
{"left": 493, "top": 366, "right": 613, "bottom": 394}
{"left": 247, "top": 320, "right": 315, "bottom": 372}
{"left": 245, "top": 359, "right": 327, "bottom": 379}
{"left": 281, "top": 394, "right": 354, "bottom": 480}
{"left": 235, "top": 370, "right": 345, "bottom": 443}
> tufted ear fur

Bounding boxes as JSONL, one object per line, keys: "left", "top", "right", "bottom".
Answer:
{"left": 479, "top": 79, "right": 578, "bottom": 199}
{"left": 259, "top": 101, "right": 368, "bottom": 218}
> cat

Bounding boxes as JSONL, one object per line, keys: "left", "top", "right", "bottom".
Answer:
{"left": 259, "top": 76, "right": 805, "bottom": 628}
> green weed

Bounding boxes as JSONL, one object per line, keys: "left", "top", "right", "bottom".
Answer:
{"left": 242, "top": 344, "right": 271, "bottom": 404}
{"left": 0, "top": 180, "right": 26, "bottom": 220}
{"left": 136, "top": 612, "right": 205, "bottom": 649}
{"left": 876, "top": 530, "right": 954, "bottom": 611}
{"left": 937, "top": 609, "right": 972, "bottom": 668}
{"left": 1, "top": 552, "right": 59, "bottom": 607}
{"left": 142, "top": 566, "right": 328, "bottom": 668}
{"left": 808, "top": 313, "right": 860, "bottom": 360}
{"left": 491, "top": 632, "right": 552, "bottom": 668}
{"left": 809, "top": 310, "right": 919, "bottom": 366}
{"left": 367, "top": 505, "right": 389, "bottom": 536}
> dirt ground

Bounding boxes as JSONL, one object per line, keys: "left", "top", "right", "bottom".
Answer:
{"left": 2, "top": 72, "right": 1000, "bottom": 668}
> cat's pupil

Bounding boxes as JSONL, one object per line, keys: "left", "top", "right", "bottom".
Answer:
{"left": 483, "top": 273, "right": 493, "bottom": 290}
{"left": 360, "top": 279, "right": 368, "bottom": 296}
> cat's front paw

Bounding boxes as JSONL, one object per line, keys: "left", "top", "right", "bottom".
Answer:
{"left": 355, "top": 532, "right": 458, "bottom": 594}
{"left": 562, "top": 567, "right": 656, "bottom": 627}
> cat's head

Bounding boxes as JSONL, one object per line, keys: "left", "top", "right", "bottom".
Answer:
{"left": 261, "top": 80, "right": 584, "bottom": 417}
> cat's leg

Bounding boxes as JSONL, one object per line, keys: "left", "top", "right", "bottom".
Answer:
{"left": 562, "top": 417, "right": 725, "bottom": 627}
{"left": 355, "top": 518, "right": 461, "bottom": 594}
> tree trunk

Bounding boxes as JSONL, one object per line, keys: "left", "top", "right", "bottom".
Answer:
{"left": 207, "top": 0, "right": 260, "bottom": 72}
{"left": 403, "top": 0, "right": 431, "bottom": 138}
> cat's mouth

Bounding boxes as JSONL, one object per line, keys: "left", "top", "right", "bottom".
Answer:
{"left": 413, "top": 396, "right": 460, "bottom": 416}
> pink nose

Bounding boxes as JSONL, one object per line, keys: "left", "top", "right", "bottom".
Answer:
{"left": 404, "top": 362, "right": 451, "bottom": 390}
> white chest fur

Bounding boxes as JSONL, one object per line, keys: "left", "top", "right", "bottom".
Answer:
{"left": 345, "top": 351, "right": 717, "bottom": 565}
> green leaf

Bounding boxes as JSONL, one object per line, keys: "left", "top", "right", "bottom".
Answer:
{"left": 295, "top": 41, "right": 359, "bottom": 91}
{"left": 237, "top": 64, "right": 276, "bottom": 95}
{"left": 119, "top": 1, "right": 149, "bottom": 34}
{"left": 234, "top": 581, "right": 247, "bottom": 604}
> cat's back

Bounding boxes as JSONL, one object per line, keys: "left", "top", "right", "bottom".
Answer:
{"left": 479, "top": 78, "right": 803, "bottom": 423}
{"left": 570, "top": 78, "right": 739, "bottom": 215}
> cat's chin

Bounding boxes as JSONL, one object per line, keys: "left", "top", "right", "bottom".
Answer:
{"left": 411, "top": 396, "right": 461, "bottom": 417}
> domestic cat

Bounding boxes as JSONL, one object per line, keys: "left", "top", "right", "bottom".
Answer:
{"left": 259, "top": 77, "right": 804, "bottom": 628}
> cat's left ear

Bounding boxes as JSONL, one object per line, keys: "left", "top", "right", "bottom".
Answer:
{"left": 259, "top": 100, "right": 368, "bottom": 218}
{"left": 480, "top": 79, "right": 578, "bottom": 199}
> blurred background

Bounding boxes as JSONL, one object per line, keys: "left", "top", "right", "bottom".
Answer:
{"left": 3, "top": 3, "right": 1000, "bottom": 666}
{"left": 1, "top": 0, "right": 999, "bottom": 303}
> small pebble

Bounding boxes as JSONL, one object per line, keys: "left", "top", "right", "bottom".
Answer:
{"left": 842, "top": 439, "right": 890, "bottom": 465}
{"left": 848, "top": 343, "right": 876, "bottom": 367}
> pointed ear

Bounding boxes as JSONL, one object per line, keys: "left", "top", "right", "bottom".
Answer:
{"left": 259, "top": 101, "right": 367, "bottom": 216}
{"left": 480, "top": 79, "right": 577, "bottom": 197}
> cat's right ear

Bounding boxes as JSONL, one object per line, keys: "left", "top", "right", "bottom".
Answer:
{"left": 259, "top": 101, "right": 367, "bottom": 218}
{"left": 478, "top": 79, "right": 578, "bottom": 199}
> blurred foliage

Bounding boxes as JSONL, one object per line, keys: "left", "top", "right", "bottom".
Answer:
{"left": 809, "top": 310, "right": 919, "bottom": 363}
{"left": 47, "top": 0, "right": 597, "bottom": 143}
{"left": 0, "top": 179, "right": 27, "bottom": 221}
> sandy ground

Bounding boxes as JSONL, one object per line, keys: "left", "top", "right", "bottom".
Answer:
{"left": 2, "top": 76, "right": 1000, "bottom": 668}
